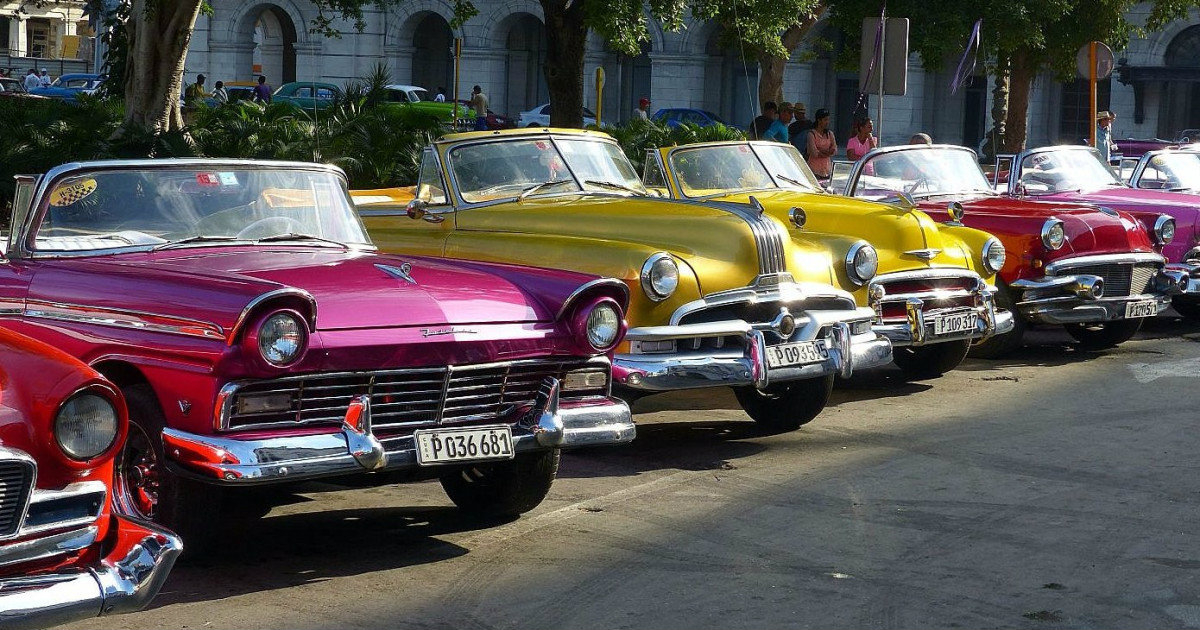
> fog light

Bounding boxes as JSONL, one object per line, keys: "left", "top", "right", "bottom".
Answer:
{"left": 235, "top": 393, "right": 294, "bottom": 415}
{"left": 563, "top": 370, "right": 608, "bottom": 392}
{"left": 633, "top": 339, "right": 676, "bottom": 354}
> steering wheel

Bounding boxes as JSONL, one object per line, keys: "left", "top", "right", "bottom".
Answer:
{"left": 236, "top": 216, "right": 306, "bottom": 240}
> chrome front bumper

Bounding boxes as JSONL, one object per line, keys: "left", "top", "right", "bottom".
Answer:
{"left": 1012, "top": 272, "right": 1178, "bottom": 324}
{"left": 871, "top": 290, "right": 1015, "bottom": 347}
{"left": 163, "top": 379, "right": 634, "bottom": 485}
{"left": 613, "top": 307, "right": 891, "bottom": 392}
{"left": 0, "top": 517, "right": 182, "bottom": 630}
{"left": 1165, "top": 261, "right": 1200, "bottom": 296}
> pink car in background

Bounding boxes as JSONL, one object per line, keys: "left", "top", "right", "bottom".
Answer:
{"left": 994, "top": 145, "right": 1200, "bottom": 317}
{"left": 0, "top": 159, "right": 635, "bottom": 552}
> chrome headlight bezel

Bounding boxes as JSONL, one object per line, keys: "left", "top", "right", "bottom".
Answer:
{"left": 640, "top": 252, "right": 679, "bottom": 302}
{"left": 584, "top": 302, "right": 622, "bottom": 351}
{"left": 1154, "top": 215, "right": 1176, "bottom": 245}
{"left": 1041, "top": 218, "right": 1066, "bottom": 251}
{"left": 54, "top": 392, "right": 119, "bottom": 461}
{"left": 845, "top": 241, "right": 879, "bottom": 286}
{"left": 257, "top": 311, "right": 308, "bottom": 367}
{"left": 982, "top": 237, "right": 1006, "bottom": 274}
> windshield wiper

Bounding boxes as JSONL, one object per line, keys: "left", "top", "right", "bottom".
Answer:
{"left": 152, "top": 235, "right": 243, "bottom": 251}
{"left": 518, "top": 180, "right": 576, "bottom": 201}
{"left": 256, "top": 233, "right": 348, "bottom": 248}
{"left": 774, "top": 173, "right": 812, "bottom": 189}
{"left": 584, "top": 179, "right": 643, "bottom": 195}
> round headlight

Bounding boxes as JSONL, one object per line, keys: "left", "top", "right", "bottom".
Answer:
{"left": 640, "top": 253, "right": 679, "bottom": 301}
{"left": 1041, "top": 219, "right": 1066, "bottom": 250}
{"left": 55, "top": 393, "right": 119, "bottom": 460}
{"left": 983, "top": 237, "right": 1007, "bottom": 274}
{"left": 585, "top": 303, "right": 621, "bottom": 350}
{"left": 258, "top": 312, "right": 307, "bottom": 366}
{"left": 1154, "top": 215, "right": 1176, "bottom": 244}
{"left": 846, "top": 242, "right": 878, "bottom": 286}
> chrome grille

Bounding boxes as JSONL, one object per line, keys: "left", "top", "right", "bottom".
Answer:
{"left": 1054, "top": 262, "right": 1159, "bottom": 297}
{"left": 225, "top": 359, "right": 608, "bottom": 430}
{"left": 872, "top": 273, "right": 981, "bottom": 322}
{"left": 0, "top": 460, "right": 33, "bottom": 538}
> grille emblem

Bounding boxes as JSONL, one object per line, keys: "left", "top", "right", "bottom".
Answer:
{"left": 376, "top": 263, "right": 416, "bottom": 285}
{"left": 904, "top": 248, "right": 942, "bottom": 261}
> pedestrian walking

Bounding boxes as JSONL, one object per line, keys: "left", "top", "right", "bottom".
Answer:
{"left": 23, "top": 69, "right": 39, "bottom": 91}
{"left": 184, "top": 73, "right": 210, "bottom": 106}
{"left": 252, "top": 75, "right": 272, "bottom": 104}
{"left": 846, "top": 116, "right": 878, "bottom": 161}
{"left": 806, "top": 108, "right": 838, "bottom": 180}
{"left": 38, "top": 69, "right": 50, "bottom": 88}
{"left": 212, "top": 81, "right": 229, "bottom": 105}
{"left": 469, "top": 85, "right": 489, "bottom": 131}
{"left": 762, "top": 102, "right": 792, "bottom": 143}
{"left": 749, "top": 101, "right": 778, "bottom": 140}
{"left": 434, "top": 87, "right": 447, "bottom": 102}
{"left": 633, "top": 97, "right": 650, "bottom": 121}
{"left": 1096, "top": 111, "right": 1118, "bottom": 163}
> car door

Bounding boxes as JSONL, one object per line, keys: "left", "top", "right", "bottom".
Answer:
{"left": 0, "top": 177, "right": 39, "bottom": 324}
{"left": 358, "top": 147, "right": 455, "bottom": 256}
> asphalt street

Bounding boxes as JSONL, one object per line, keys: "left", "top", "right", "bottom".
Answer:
{"left": 66, "top": 314, "right": 1200, "bottom": 630}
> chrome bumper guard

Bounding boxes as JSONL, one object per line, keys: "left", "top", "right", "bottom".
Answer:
{"left": 613, "top": 306, "right": 891, "bottom": 392}
{"left": 0, "top": 517, "right": 182, "bottom": 630}
{"left": 163, "top": 378, "right": 634, "bottom": 485}
{"left": 1011, "top": 271, "right": 1179, "bottom": 324}
{"left": 871, "top": 282, "right": 1015, "bottom": 347}
{"left": 1165, "top": 261, "right": 1200, "bottom": 296}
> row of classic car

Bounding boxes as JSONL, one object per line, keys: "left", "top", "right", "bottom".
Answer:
{"left": 6, "top": 127, "right": 1200, "bottom": 627}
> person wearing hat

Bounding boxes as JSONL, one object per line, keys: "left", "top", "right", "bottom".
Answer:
{"left": 789, "top": 101, "right": 812, "bottom": 153}
{"left": 763, "top": 102, "right": 792, "bottom": 143}
{"left": 38, "top": 68, "right": 51, "bottom": 88}
{"left": 633, "top": 97, "right": 650, "bottom": 121}
{"left": 1096, "top": 111, "right": 1118, "bottom": 163}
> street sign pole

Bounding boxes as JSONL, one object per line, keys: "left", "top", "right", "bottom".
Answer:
{"left": 595, "top": 67, "right": 605, "bottom": 127}
{"left": 877, "top": 7, "right": 885, "bottom": 144}
{"left": 1089, "top": 41, "right": 1097, "bottom": 148}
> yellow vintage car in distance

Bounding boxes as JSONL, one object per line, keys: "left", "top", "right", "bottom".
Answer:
{"left": 644, "top": 141, "right": 1015, "bottom": 378}
{"left": 353, "top": 128, "right": 891, "bottom": 432}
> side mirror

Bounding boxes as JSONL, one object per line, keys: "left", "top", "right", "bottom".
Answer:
{"left": 405, "top": 198, "right": 445, "bottom": 223}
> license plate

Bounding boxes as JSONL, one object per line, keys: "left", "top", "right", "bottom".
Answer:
{"left": 414, "top": 425, "right": 515, "bottom": 465}
{"left": 765, "top": 340, "right": 830, "bottom": 369}
{"left": 932, "top": 311, "right": 978, "bottom": 336}
{"left": 1125, "top": 299, "right": 1158, "bottom": 319}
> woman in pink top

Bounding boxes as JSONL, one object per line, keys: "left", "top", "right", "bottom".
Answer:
{"left": 846, "top": 117, "right": 878, "bottom": 161}
{"left": 806, "top": 109, "right": 838, "bottom": 180}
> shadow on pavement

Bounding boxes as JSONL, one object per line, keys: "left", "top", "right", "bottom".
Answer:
{"left": 559, "top": 419, "right": 770, "bottom": 479}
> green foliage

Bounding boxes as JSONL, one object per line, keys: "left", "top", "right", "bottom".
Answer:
{"left": 691, "top": 0, "right": 824, "bottom": 58}
{"left": 602, "top": 118, "right": 745, "bottom": 171}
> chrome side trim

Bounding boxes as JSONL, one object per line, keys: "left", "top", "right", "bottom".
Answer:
{"left": 556, "top": 278, "right": 631, "bottom": 320}
{"left": 0, "top": 526, "right": 97, "bottom": 568}
{"left": 1044, "top": 252, "right": 1165, "bottom": 274}
{"left": 227, "top": 287, "right": 318, "bottom": 345}
{"left": 23, "top": 299, "right": 226, "bottom": 340}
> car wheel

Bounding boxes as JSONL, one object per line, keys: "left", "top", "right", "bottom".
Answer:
{"left": 733, "top": 374, "right": 834, "bottom": 434}
{"left": 113, "top": 384, "right": 225, "bottom": 555}
{"left": 969, "top": 282, "right": 1026, "bottom": 359}
{"left": 1173, "top": 298, "right": 1200, "bottom": 321}
{"left": 892, "top": 339, "right": 972, "bottom": 379}
{"left": 1063, "top": 318, "right": 1144, "bottom": 349}
{"left": 440, "top": 449, "right": 560, "bottom": 519}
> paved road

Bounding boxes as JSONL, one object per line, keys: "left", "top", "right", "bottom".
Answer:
{"left": 67, "top": 316, "right": 1200, "bottom": 629}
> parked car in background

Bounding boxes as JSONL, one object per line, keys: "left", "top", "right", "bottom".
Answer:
{"left": 645, "top": 141, "right": 1014, "bottom": 378}
{"left": 273, "top": 81, "right": 344, "bottom": 112}
{"left": 0, "top": 328, "right": 180, "bottom": 629}
{"left": 1116, "top": 129, "right": 1200, "bottom": 158}
{"left": 353, "top": 129, "right": 891, "bottom": 432}
{"left": 29, "top": 73, "right": 104, "bottom": 103}
{"left": 517, "top": 103, "right": 598, "bottom": 128}
{"left": 652, "top": 108, "right": 728, "bottom": 128}
{"left": 838, "top": 145, "right": 1187, "bottom": 356}
{"left": 1, "top": 158, "right": 635, "bottom": 550}
{"left": 454, "top": 99, "right": 513, "bottom": 129}
{"left": 383, "top": 84, "right": 471, "bottom": 126}
{"left": 0, "top": 77, "right": 47, "bottom": 100}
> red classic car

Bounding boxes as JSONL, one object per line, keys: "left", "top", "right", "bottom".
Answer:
{"left": 837, "top": 145, "right": 1187, "bottom": 356}
{"left": 0, "top": 327, "right": 180, "bottom": 629}
{"left": 0, "top": 159, "right": 635, "bottom": 549}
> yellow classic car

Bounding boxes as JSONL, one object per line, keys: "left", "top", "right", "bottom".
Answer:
{"left": 644, "top": 141, "right": 1015, "bottom": 377}
{"left": 353, "top": 128, "right": 891, "bottom": 431}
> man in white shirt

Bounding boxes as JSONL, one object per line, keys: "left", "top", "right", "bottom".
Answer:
{"left": 39, "top": 69, "right": 51, "bottom": 87}
{"left": 23, "top": 69, "right": 40, "bottom": 91}
{"left": 434, "top": 87, "right": 447, "bottom": 102}
{"left": 633, "top": 97, "right": 649, "bottom": 121}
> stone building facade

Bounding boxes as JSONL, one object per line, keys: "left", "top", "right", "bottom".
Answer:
{"left": 174, "top": 1, "right": 1200, "bottom": 149}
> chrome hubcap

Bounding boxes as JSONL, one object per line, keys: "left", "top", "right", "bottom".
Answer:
{"left": 115, "top": 422, "right": 160, "bottom": 520}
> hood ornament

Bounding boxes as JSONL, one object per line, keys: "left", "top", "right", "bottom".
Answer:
{"left": 904, "top": 248, "right": 942, "bottom": 261}
{"left": 748, "top": 195, "right": 766, "bottom": 216}
{"left": 1098, "top": 206, "right": 1119, "bottom": 217}
{"left": 376, "top": 263, "right": 416, "bottom": 285}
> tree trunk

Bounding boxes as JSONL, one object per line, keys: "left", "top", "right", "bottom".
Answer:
{"left": 121, "top": 0, "right": 203, "bottom": 134}
{"left": 756, "top": 5, "right": 825, "bottom": 107}
{"left": 1002, "top": 51, "right": 1036, "bottom": 154}
{"left": 540, "top": 0, "right": 588, "bottom": 128}
{"left": 981, "top": 56, "right": 1009, "bottom": 160}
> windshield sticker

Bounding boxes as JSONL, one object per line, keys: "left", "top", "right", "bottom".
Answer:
{"left": 218, "top": 172, "right": 239, "bottom": 186}
{"left": 1031, "top": 154, "right": 1049, "bottom": 166}
{"left": 196, "top": 172, "right": 221, "bottom": 187}
{"left": 739, "top": 145, "right": 751, "bottom": 153}
{"left": 49, "top": 179, "right": 97, "bottom": 206}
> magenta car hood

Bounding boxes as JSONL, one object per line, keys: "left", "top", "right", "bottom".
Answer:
{"left": 26, "top": 247, "right": 598, "bottom": 332}
{"left": 1035, "top": 187, "right": 1200, "bottom": 261}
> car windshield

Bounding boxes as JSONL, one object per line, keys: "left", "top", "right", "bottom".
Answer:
{"left": 447, "top": 137, "right": 643, "bottom": 202}
{"left": 849, "top": 147, "right": 993, "bottom": 200}
{"left": 31, "top": 166, "right": 372, "bottom": 253}
{"left": 669, "top": 143, "right": 822, "bottom": 197}
{"left": 1016, "top": 149, "right": 1122, "bottom": 194}
{"left": 1135, "top": 152, "right": 1200, "bottom": 191}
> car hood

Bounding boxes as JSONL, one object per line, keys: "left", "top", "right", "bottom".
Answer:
{"left": 1035, "top": 187, "right": 1200, "bottom": 257}
{"left": 707, "top": 190, "right": 976, "bottom": 272}
{"left": 27, "top": 248, "right": 594, "bottom": 333}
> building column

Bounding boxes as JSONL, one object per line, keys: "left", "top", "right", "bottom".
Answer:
{"left": 292, "top": 42, "right": 323, "bottom": 84}
{"left": 10, "top": 17, "right": 26, "bottom": 58}
{"left": 207, "top": 41, "right": 256, "bottom": 82}
{"left": 385, "top": 44, "right": 414, "bottom": 85}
